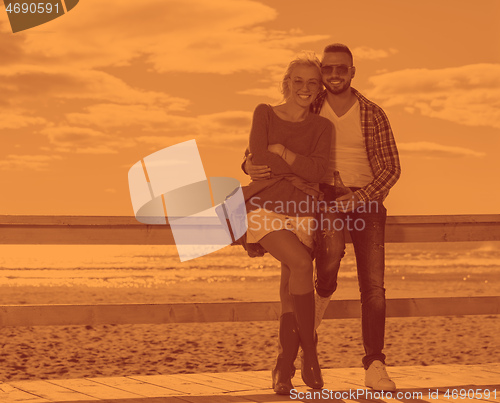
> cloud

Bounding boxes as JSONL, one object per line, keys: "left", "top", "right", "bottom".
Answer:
{"left": 13, "top": 0, "right": 329, "bottom": 74}
{"left": 238, "top": 86, "right": 282, "bottom": 100}
{"left": 63, "top": 107, "right": 252, "bottom": 152}
{"left": 398, "top": 142, "right": 486, "bottom": 158}
{"left": 135, "top": 110, "right": 253, "bottom": 148}
{"left": 0, "top": 154, "right": 63, "bottom": 170}
{"left": 198, "top": 110, "right": 253, "bottom": 144}
{"left": 352, "top": 46, "right": 398, "bottom": 60}
{"left": 39, "top": 126, "right": 136, "bottom": 154}
{"left": 366, "top": 64, "right": 500, "bottom": 129}
{"left": 66, "top": 104, "right": 181, "bottom": 129}
{"left": 0, "top": 23, "right": 26, "bottom": 65}
{"left": 0, "top": 110, "right": 46, "bottom": 129}
{"left": 0, "top": 66, "right": 189, "bottom": 108}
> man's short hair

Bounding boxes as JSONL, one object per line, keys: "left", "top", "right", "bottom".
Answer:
{"left": 323, "top": 43, "right": 353, "bottom": 65}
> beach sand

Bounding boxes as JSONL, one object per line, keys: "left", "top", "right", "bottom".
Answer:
{"left": 0, "top": 281, "right": 499, "bottom": 382}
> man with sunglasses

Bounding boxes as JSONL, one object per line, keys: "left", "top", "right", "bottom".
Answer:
{"left": 244, "top": 43, "right": 401, "bottom": 391}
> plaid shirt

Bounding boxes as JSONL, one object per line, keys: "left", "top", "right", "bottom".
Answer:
{"left": 311, "top": 88, "right": 401, "bottom": 202}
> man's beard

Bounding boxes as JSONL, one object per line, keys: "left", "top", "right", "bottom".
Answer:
{"left": 325, "top": 79, "right": 351, "bottom": 95}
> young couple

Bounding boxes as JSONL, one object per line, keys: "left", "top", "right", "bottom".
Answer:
{"left": 241, "top": 43, "right": 401, "bottom": 395}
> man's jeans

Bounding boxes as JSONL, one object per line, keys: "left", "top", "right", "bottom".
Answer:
{"left": 315, "top": 183, "right": 387, "bottom": 369}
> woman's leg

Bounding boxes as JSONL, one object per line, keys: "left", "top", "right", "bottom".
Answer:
{"left": 259, "top": 230, "right": 323, "bottom": 389}
{"left": 272, "top": 311, "right": 299, "bottom": 394}
{"left": 280, "top": 264, "right": 293, "bottom": 314}
{"left": 259, "top": 230, "right": 314, "bottom": 295}
{"left": 280, "top": 241, "right": 312, "bottom": 312}
{"left": 272, "top": 264, "right": 297, "bottom": 394}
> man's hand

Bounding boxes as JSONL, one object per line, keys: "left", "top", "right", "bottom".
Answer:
{"left": 336, "top": 191, "right": 360, "bottom": 212}
{"left": 246, "top": 153, "right": 271, "bottom": 181}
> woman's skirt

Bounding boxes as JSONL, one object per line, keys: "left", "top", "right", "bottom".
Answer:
{"left": 246, "top": 208, "right": 315, "bottom": 249}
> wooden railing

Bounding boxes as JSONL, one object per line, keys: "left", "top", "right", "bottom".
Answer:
{"left": 1, "top": 214, "right": 499, "bottom": 327}
{"left": 1, "top": 215, "right": 500, "bottom": 244}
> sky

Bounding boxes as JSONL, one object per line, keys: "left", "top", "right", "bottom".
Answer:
{"left": 1, "top": 0, "right": 499, "bottom": 217}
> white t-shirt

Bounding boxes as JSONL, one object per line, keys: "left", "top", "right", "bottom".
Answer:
{"left": 320, "top": 100, "right": 374, "bottom": 187}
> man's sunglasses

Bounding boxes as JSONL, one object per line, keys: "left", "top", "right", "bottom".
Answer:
{"left": 320, "top": 64, "right": 353, "bottom": 75}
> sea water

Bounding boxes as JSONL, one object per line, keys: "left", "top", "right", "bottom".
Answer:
{"left": 0, "top": 242, "right": 499, "bottom": 291}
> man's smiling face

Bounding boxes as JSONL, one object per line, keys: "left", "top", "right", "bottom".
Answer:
{"left": 321, "top": 52, "right": 355, "bottom": 95}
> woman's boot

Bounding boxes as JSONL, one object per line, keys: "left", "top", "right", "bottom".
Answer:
{"left": 272, "top": 312, "right": 300, "bottom": 394}
{"left": 291, "top": 291, "right": 324, "bottom": 389}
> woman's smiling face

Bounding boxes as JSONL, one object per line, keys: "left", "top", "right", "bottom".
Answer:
{"left": 287, "top": 64, "right": 321, "bottom": 107}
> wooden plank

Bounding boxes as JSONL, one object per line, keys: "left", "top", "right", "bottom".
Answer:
{"left": 0, "top": 301, "right": 281, "bottom": 326}
{"left": 402, "top": 363, "right": 500, "bottom": 385}
{"left": 321, "top": 367, "right": 365, "bottom": 388}
{"left": 0, "top": 216, "right": 140, "bottom": 225}
{"left": 203, "top": 371, "right": 272, "bottom": 389}
{"left": 385, "top": 215, "right": 500, "bottom": 243}
{"left": 0, "top": 383, "right": 50, "bottom": 402}
{"left": 59, "top": 377, "right": 182, "bottom": 399}
{"left": 0, "top": 297, "right": 498, "bottom": 327}
{"left": 320, "top": 367, "right": 366, "bottom": 390}
{"left": 48, "top": 377, "right": 161, "bottom": 400}
{"left": 229, "top": 388, "right": 292, "bottom": 402}
{"left": 89, "top": 376, "right": 184, "bottom": 398}
{"left": 6, "top": 380, "right": 98, "bottom": 401}
{"left": 171, "top": 373, "right": 251, "bottom": 392}
{"left": 0, "top": 215, "right": 172, "bottom": 245}
{"left": 176, "top": 395, "right": 256, "bottom": 403}
{"left": 384, "top": 366, "right": 485, "bottom": 389}
{"left": 1, "top": 214, "right": 499, "bottom": 244}
{"left": 384, "top": 296, "right": 500, "bottom": 317}
{"left": 166, "top": 373, "right": 238, "bottom": 393}
{"left": 128, "top": 374, "right": 227, "bottom": 395}
{"left": 0, "top": 225, "right": 176, "bottom": 245}
{"left": 325, "top": 296, "right": 500, "bottom": 319}
{"left": 324, "top": 299, "right": 361, "bottom": 319}
{"left": 241, "top": 370, "right": 271, "bottom": 382}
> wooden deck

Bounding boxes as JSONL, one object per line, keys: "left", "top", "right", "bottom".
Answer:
{"left": 0, "top": 363, "right": 499, "bottom": 402}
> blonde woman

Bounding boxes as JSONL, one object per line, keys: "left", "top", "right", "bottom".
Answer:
{"left": 242, "top": 53, "right": 334, "bottom": 394}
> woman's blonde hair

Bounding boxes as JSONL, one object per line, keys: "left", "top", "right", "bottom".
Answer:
{"left": 279, "top": 51, "right": 323, "bottom": 101}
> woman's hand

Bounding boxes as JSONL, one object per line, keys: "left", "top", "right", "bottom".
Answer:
{"left": 268, "top": 143, "right": 285, "bottom": 156}
{"left": 246, "top": 153, "right": 271, "bottom": 180}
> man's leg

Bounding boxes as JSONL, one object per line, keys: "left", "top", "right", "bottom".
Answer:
{"left": 350, "top": 202, "right": 386, "bottom": 367}
{"left": 314, "top": 209, "right": 346, "bottom": 328}
{"left": 280, "top": 264, "right": 293, "bottom": 314}
{"left": 350, "top": 202, "right": 395, "bottom": 391}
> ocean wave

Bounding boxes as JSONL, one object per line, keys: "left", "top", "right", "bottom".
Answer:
{"left": 0, "top": 242, "right": 499, "bottom": 287}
